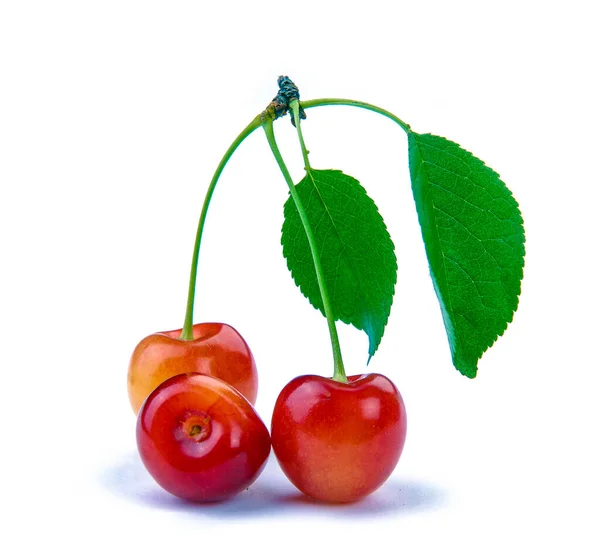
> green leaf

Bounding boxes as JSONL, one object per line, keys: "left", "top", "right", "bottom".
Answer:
{"left": 408, "top": 132, "right": 525, "bottom": 378}
{"left": 282, "top": 169, "right": 397, "bottom": 360}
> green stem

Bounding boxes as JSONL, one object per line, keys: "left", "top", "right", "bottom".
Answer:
{"left": 180, "top": 93, "right": 410, "bottom": 342}
{"left": 301, "top": 98, "right": 412, "bottom": 134}
{"left": 262, "top": 117, "right": 347, "bottom": 382}
{"left": 290, "top": 101, "right": 311, "bottom": 169}
{"left": 180, "top": 114, "right": 263, "bottom": 341}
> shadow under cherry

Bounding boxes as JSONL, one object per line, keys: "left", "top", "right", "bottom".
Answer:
{"left": 99, "top": 452, "right": 446, "bottom": 520}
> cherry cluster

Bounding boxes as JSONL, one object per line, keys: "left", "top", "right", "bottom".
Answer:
{"left": 125, "top": 73, "right": 525, "bottom": 504}
{"left": 127, "top": 78, "right": 408, "bottom": 504}
{"left": 128, "top": 323, "right": 407, "bottom": 503}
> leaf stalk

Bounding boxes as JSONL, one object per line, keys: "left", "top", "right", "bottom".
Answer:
{"left": 290, "top": 101, "right": 312, "bottom": 170}
{"left": 302, "top": 98, "right": 411, "bottom": 134}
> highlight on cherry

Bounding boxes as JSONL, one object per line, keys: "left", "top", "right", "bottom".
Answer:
{"left": 127, "top": 76, "right": 525, "bottom": 504}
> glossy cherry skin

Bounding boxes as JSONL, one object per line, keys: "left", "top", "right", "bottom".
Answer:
{"left": 271, "top": 373, "right": 407, "bottom": 503}
{"left": 137, "top": 373, "right": 271, "bottom": 502}
{"left": 128, "top": 323, "right": 258, "bottom": 414}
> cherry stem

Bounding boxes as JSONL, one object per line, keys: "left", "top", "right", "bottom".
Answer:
{"left": 262, "top": 116, "right": 347, "bottom": 383}
{"left": 180, "top": 91, "right": 410, "bottom": 343}
{"left": 180, "top": 114, "right": 263, "bottom": 341}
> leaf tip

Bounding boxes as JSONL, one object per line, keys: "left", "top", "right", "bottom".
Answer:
{"left": 455, "top": 356, "right": 478, "bottom": 379}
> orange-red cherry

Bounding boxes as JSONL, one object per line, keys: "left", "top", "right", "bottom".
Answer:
{"left": 271, "top": 373, "right": 407, "bottom": 503}
{"left": 137, "top": 373, "right": 271, "bottom": 502}
{"left": 128, "top": 323, "right": 258, "bottom": 414}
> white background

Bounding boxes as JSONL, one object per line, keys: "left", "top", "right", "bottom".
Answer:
{"left": 1, "top": 1, "right": 598, "bottom": 548}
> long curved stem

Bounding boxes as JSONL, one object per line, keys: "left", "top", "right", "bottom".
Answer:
{"left": 301, "top": 98, "right": 411, "bottom": 134}
{"left": 180, "top": 114, "right": 262, "bottom": 340}
{"left": 262, "top": 118, "right": 347, "bottom": 382}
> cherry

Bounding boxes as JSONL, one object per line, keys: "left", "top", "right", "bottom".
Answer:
{"left": 127, "top": 322, "right": 258, "bottom": 414}
{"left": 271, "top": 373, "right": 407, "bottom": 503}
{"left": 137, "top": 372, "right": 271, "bottom": 502}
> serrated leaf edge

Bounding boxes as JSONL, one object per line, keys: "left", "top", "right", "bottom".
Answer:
{"left": 281, "top": 168, "right": 398, "bottom": 361}
{"left": 408, "top": 131, "right": 526, "bottom": 377}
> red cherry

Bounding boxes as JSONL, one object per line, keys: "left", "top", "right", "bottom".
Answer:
{"left": 137, "top": 373, "right": 271, "bottom": 502}
{"left": 127, "top": 323, "right": 258, "bottom": 414}
{"left": 271, "top": 373, "right": 407, "bottom": 503}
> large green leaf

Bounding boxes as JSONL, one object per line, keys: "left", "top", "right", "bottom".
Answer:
{"left": 408, "top": 132, "right": 525, "bottom": 377}
{"left": 282, "top": 169, "right": 397, "bottom": 360}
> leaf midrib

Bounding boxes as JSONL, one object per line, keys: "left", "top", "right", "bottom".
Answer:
{"left": 411, "top": 134, "right": 462, "bottom": 356}
{"left": 305, "top": 168, "right": 372, "bottom": 326}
